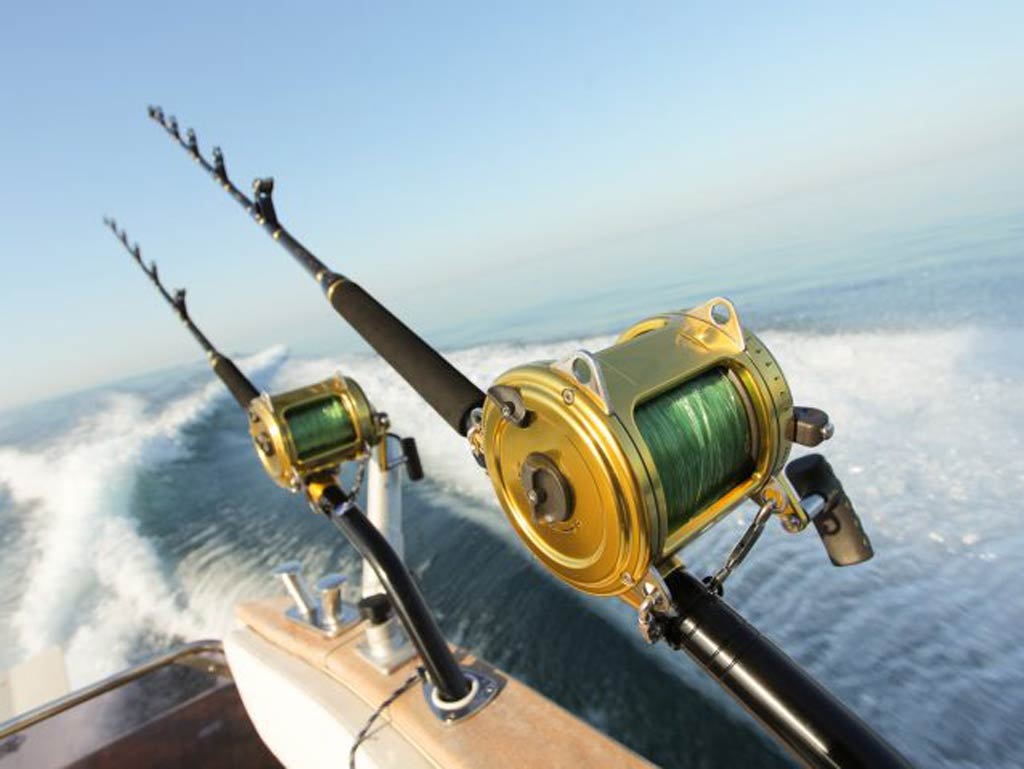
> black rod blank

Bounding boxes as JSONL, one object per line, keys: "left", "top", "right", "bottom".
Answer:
{"left": 320, "top": 484, "right": 471, "bottom": 703}
{"left": 662, "top": 569, "right": 912, "bottom": 769}
{"left": 147, "top": 107, "right": 485, "bottom": 435}
{"left": 104, "top": 216, "right": 259, "bottom": 409}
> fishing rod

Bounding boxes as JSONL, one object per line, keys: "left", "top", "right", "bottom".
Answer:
{"left": 103, "top": 218, "right": 471, "bottom": 705}
{"left": 103, "top": 216, "right": 259, "bottom": 409}
{"left": 145, "top": 106, "right": 483, "bottom": 437}
{"left": 147, "top": 107, "right": 911, "bottom": 768}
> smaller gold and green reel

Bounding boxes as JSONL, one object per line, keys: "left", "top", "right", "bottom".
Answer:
{"left": 248, "top": 373, "right": 382, "bottom": 491}
{"left": 479, "top": 298, "right": 806, "bottom": 601}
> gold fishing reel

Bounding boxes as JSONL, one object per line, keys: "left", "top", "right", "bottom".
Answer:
{"left": 248, "top": 373, "right": 384, "bottom": 492}
{"left": 476, "top": 298, "right": 835, "bottom": 603}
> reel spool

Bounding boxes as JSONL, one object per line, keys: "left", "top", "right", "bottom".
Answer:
{"left": 479, "top": 297, "right": 831, "bottom": 602}
{"left": 248, "top": 373, "right": 383, "bottom": 491}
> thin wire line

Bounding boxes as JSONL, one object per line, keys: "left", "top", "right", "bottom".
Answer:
{"left": 349, "top": 668, "right": 424, "bottom": 769}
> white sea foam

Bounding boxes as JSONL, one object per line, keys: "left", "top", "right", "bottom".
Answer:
{"left": 0, "top": 347, "right": 286, "bottom": 685}
{"left": 1, "top": 326, "right": 1022, "bottom": 766}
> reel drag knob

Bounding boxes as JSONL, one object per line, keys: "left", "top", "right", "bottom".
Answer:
{"left": 519, "top": 453, "right": 574, "bottom": 524}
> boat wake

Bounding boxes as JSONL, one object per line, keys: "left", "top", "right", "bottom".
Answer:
{"left": 0, "top": 326, "right": 1022, "bottom": 766}
{"left": 0, "top": 347, "right": 286, "bottom": 685}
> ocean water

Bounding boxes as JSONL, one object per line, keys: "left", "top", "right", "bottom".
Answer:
{"left": 0, "top": 209, "right": 1022, "bottom": 767}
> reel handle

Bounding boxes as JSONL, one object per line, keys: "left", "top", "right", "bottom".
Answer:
{"left": 326, "top": 279, "right": 484, "bottom": 435}
{"left": 786, "top": 454, "right": 874, "bottom": 566}
{"left": 400, "top": 437, "right": 424, "bottom": 482}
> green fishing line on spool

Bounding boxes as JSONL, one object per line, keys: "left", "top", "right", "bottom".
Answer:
{"left": 635, "top": 368, "right": 754, "bottom": 530}
{"left": 284, "top": 396, "right": 357, "bottom": 462}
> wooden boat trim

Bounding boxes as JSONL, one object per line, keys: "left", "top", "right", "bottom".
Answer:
{"left": 235, "top": 597, "right": 655, "bottom": 769}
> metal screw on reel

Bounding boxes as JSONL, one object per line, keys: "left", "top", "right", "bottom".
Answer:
{"left": 637, "top": 592, "right": 667, "bottom": 644}
{"left": 637, "top": 570, "right": 677, "bottom": 644}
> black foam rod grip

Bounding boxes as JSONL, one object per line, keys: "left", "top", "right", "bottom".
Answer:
{"left": 785, "top": 453, "right": 874, "bottom": 567}
{"left": 328, "top": 280, "right": 484, "bottom": 435}
{"left": 210, "top": 354, "right": 260, "bottom": 409}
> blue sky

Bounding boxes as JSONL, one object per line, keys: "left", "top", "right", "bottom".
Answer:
{"left": 0, "top": 2, "right": 1022, "bottom": 409}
